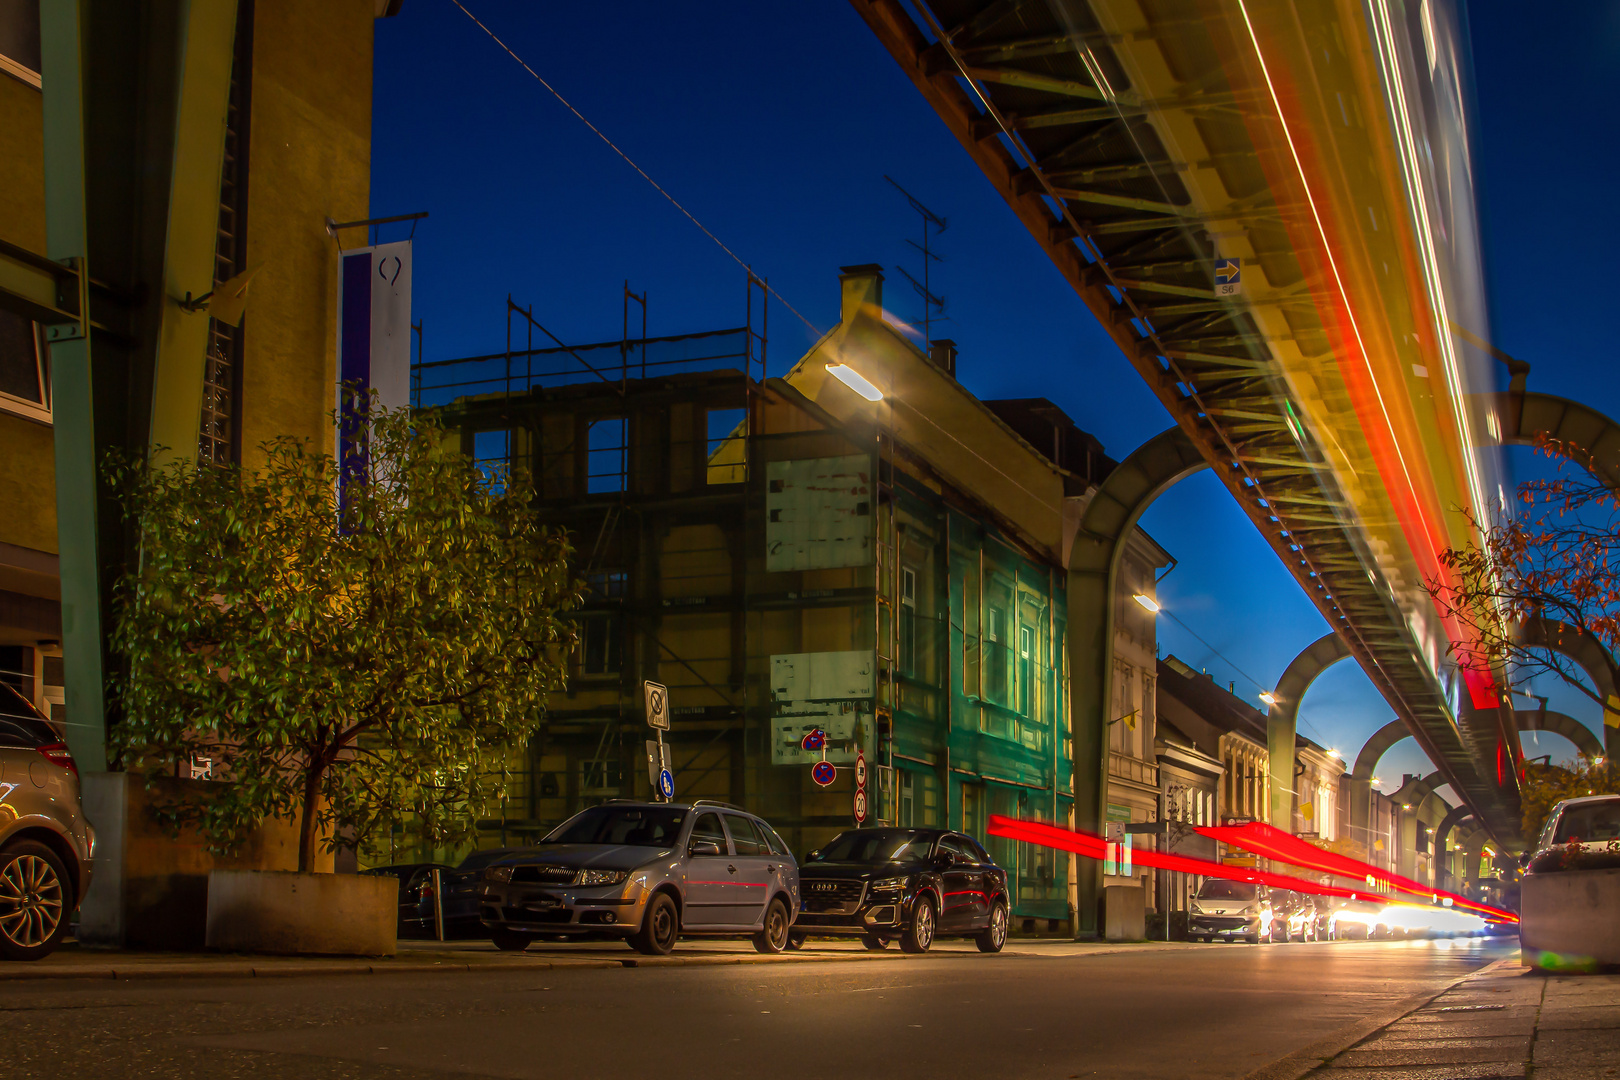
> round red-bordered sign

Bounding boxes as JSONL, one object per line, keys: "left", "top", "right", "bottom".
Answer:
{"left": 801, "top": 729, "right": 826, "bottom": 752}
{"left": 853, "top": 788, "right": 868, "bottom": 823}
{"left": 811, "top": 760, "right": 837, "bottom": 787}
{"left": 854, "top": 752, "right": 868, "bottom": 788}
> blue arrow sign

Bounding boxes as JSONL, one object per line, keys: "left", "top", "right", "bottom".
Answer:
{"left": 658, "top": 769, "right": 674, "bottom": 799}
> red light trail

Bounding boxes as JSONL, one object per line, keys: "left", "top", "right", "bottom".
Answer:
{"left": 987, "top": 815, "right": 1517, "bottom": 924}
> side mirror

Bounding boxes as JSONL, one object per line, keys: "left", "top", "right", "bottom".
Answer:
{"left": 806, "top": 850, "right": 821, "bottom": 862}
{"left": 932, "top": 852, "right": 955, "bottom": 870}
{"left": 689, "top": 840, "right": 723, "bottom": 858}
{"left": 1518, "top": 853, "right": 1531, "bottom": 869}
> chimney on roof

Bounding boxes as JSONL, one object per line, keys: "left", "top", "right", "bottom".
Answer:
{"left": 927, "top": 339, "right": 957, "bottom": 378}
{"left": 839, "top": 264, "right": 884, "bottom": 326}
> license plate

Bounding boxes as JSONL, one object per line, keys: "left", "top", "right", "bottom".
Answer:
{"left": 526, "top": 898, "right": 563, "bottom": 911}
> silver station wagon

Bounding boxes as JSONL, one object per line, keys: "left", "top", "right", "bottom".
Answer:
{"left": 479, "top": 800, "right": 799, "bottom": 956}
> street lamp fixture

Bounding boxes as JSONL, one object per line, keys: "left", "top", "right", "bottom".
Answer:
{"left": 1258, "top": 691, "right": 1277, "bottom": 706}
{"left": 1328, "top": 748, "right": 1342, "bottom": 759}
{"left": 1133, "top": 593, "right": 1160, "bottom": 613}
{"left": 825, "top": 363, "right": 883, "bottom": 401}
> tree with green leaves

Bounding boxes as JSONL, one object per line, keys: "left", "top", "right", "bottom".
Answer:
{"left": 107, "top": 403, "right": 576, "bottom": 871}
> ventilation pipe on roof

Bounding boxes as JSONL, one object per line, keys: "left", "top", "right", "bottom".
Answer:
{"left": 927, "top": 338, "right": 957, "bottom": 378}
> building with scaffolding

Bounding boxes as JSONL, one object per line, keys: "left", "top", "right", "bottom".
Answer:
{"left": 414, "top": 265, "right": 1173, "bottom": 927}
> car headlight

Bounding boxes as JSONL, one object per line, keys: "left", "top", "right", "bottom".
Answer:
{"left": 870, "top": 876, "right": 907, "bottom": 893}
{"left": 576, "top": 869, "right": 629, "bottom": 886}
{"left": 484, "top": 866, "right": 514, "bottom": 884}
{"left": 1189, "top": 901, "right": 1205, "bottom": 914}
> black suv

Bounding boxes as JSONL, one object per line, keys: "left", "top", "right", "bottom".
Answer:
{"left": 795, "top": 828, "right": 1008, "bottom": 954}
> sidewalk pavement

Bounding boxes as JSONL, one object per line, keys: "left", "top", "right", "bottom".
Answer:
{"left": 0, "top": 934, "right": 1208, "bottom": 981}
{"left": 1269, "top": 957, "right": 1620, "bottom": 1080}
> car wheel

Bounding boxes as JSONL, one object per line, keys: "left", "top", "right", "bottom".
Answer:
{"left": 630, "top": 891, "right": 679, "bottom": 956}
{"left": 752, "top": 898, "right": 791, "bottom": 954}
{"left": 490, "top": 928, "right": 532, "bottom": 952}
{"left": 976, "top": 899, "right": 1008, "bottom": 953}
{"left": 0, "top": 841, "right": 71, "bottom": 962}
{"left": 900, "top": 896, "right": 936, "bottom": 954}
{"left": 786, "top": 932, "right": 807, "bottom": 951}
{"left": 1246, "top": 933, "right": 1260, "bottom": 945}
{"left": 860, "top": 933, "right": 888, "bottom": 950}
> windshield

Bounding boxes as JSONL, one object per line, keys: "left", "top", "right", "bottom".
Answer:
{"left": 543, "top": 805, "right": 688, "bottom": 847}
{"left": 1197, "top": 880, "right": 1257, "bottom": 901}
{"left": 816, "top": 829, "right": 933, "bottom": 864}
{"left": 1553, "top": 799, "right": 1620, "bottom": 845}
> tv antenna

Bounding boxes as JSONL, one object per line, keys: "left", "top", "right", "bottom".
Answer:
{"left": 885, "top": 175, "right": 947, "bottom": 343}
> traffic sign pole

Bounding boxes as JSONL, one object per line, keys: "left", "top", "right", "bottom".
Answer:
{"left": 644, "top": 681, "right": 671, "bottom": 801}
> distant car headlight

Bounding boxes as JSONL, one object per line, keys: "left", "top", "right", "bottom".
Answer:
{"left": 870, "top": 876, "right": 907, "bottom": 893}
{"left": 576, "top": 869, "right": 629, "bottom": 886}
{"left": 484, "top": 866, "right": 514, "bottom": 883}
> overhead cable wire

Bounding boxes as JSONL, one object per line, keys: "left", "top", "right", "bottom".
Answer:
{"left": 1160, "top": 607, "right": 1329, "bottom": 743}
{"left": 446, "top": 0, "right": 824, "bottom": 342}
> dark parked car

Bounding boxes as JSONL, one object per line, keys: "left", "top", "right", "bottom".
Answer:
{"left": 360, "top": 862, "right": 454, "bottom": 938}
{"left": 795, "top": 828, "right": 1009, "bottom": 954}
{"left": 364, "top": 849, "right": 531, "bottom": 939}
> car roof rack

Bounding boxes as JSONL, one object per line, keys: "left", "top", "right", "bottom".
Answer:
{"left": 690, "top": 799, "right": 748, "bottom": 813}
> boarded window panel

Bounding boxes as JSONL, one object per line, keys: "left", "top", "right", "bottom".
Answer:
{"left": 764, "top": 456, "right": 873, "bottom": 571}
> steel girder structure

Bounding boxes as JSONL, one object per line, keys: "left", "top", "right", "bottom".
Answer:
{"left": 851, "top": 0, "right": 1522, "bottom": 845}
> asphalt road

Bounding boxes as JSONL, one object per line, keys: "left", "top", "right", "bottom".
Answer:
{"left": 2, "top": 937, "right": 1516, "bottom": 1080}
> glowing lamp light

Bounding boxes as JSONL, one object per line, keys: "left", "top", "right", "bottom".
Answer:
{"left": 1328, "top": 748, "right": 1343, "bottom": 759}
{"left": 1133, "top": 593, "right": 1161, "bottom": 613}
{"left": 824, "top": 363, "right": 883, "bottom": 401}
{"left": 1259, "top": 691, "right": 1277, "bottom": 706}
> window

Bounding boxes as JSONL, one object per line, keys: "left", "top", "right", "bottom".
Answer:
{"left": 472, "top": 429, "right": 510, "bottom": 483}
{"left": 984, "top": 606, "right": 1007, "bottom": 706}
{"left": 580, "top": 615, "right": 621, "bottom": 676}
{"left": 938, "top": 835, "right": 978, "bottom": 864}
{"left": 0, "top": 0, "right": 41, "bottom": 86}
{"left": 724, "top": 814, "right": 768, "bottom": 856}
{"left": 705, "top": 407, "right": 746, "bottom": 485}
{"left": 0, "top": 310, "right": 49, "bottom": 423}
{"left": 899, "top": 567, "right": 916, "bottom": 677}
{"left": 545, "top": 804, "right": 686, "bottom": 846}
{"left": 899, "top": 769, "right": 915, "bottom": 826}
{"left": 578, "top": 758, "right": 622, "bottom": 800}
{"left": 1017, "top": 624, "right": 1034, "bottom": 716}
{"left": 579, "top": 571, "right": 625, "bottom": 678}
{"left": 689, "top": 812, "right": 728, "bottom": 854}
{"left": 587, "top": 417, "right": 627, "bottom": 493}
{"left": 760, "top": 822, "right": 791, "bottom": 857}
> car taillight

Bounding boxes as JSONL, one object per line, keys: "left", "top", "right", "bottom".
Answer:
{"left": 37, "top": 743, "right": 78, "bottom": 777}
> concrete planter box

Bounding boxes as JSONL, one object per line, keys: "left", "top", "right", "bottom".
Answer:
{"left": 205, "top": 870, "right": 396, "bottom": 956}
{"left": 1520, "top": 867, "right": 1620, "bottom": 969}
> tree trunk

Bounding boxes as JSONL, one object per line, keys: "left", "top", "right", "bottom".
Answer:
{"left": 297, "top": 761, "right": 326, "bottom": 873}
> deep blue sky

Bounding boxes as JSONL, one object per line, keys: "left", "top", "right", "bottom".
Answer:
{"left": 372, "top": 3, "right": 1620, "bottom": 793}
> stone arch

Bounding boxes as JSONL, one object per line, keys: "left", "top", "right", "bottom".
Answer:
{"left": 1265, "top": 633, "right": 1354, "bottom": 830}
{"left": 1514, "top": 709, "right": 1603, "bottom": 759}
{"left": 1434, "top": 804, "right": 1476, "bottom": 890}
{"left": 1500, "top": 390, "right": 1620, "bottom": 494}
{"left": 1512, "top": 616, "right": 1619, "bottom": 761}
{"left": 1068, "top": 425, "right": 1207, "bottom": 937}
{"left": 1352, "top": 718, "right": 1412, "bottom": 783}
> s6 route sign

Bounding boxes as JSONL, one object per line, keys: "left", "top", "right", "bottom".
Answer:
{"left": 811, "top": 761, "right": 837, "bottom": 787}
